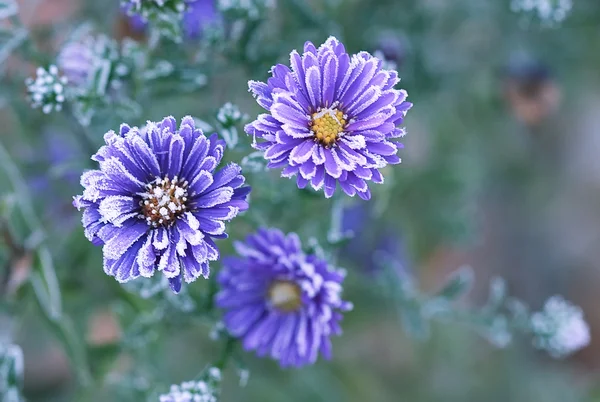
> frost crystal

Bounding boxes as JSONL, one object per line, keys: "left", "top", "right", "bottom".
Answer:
{"left": 217, "top": 102, "right": 246, "bottom": 126}
{"left": 218, "top": 0, "right": 275, "bottom": 20}
{"left": 531, "top": 296, "right": 590, "bottom": 358}
{"left": 25, "top": 65, "right": 67, "bottom": 114}
{"left": 511, "top": 0, "right": 573, "bottom": 24}
{"left": 0, "top": 343, "right": 24, "bottom": 402}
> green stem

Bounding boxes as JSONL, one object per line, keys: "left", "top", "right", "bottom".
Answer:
{"left": 63, "top": 105, "right": 99, "bottom": 158}
{"left": 214, "top": 336, "right": 237, "bottom": 371}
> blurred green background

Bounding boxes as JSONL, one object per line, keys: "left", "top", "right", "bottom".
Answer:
{"left": 2, "top": 0, "right": 600, "bottom": 401}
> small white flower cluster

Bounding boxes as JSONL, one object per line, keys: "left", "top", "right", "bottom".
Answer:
{"left": 0, "top": 343, "right": 24, "bottom": 402}
{"left": 531, "top": 295, "right": 590, "bottom": 358}
{"left": 218, "top": 0, "right": 276, "bottom": 20}
{"left": 217, "top": 102, "right": 246, "bottom": 127}
{"left": 511, "top": 0, "right": 573, "bottom": 24}
{"left": 159, "top": 368, "right": 221, "bottom": 402}
{"left": 25, "top": 65, "right": 68, "bottom": 114}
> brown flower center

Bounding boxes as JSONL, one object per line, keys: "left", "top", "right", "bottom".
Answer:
{"left": 138, "top": 176, "right": 189, "bottom": 227}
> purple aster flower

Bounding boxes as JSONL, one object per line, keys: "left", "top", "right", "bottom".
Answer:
{"left": 245, "top": 36, "right": 412, "bottom": 200}
{"left": 73, "top": 116, "right": 251, "bottom": 293}
{"left": 183, "top": 0, "right": 219, "bottom": 38}
{"left": 57, "top": 38, "right": 97, "bottom": 88}
{"left": 216, "top": 228, "right": 353, "bottom": 367}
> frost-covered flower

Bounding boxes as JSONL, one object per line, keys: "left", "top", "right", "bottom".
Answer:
{"left": 57, "top": 39, "right": 97, "bottom": 88}
{"left": 57, "top": 34, "right": 124, "bottom": 94}
{"left": 511, "top": 0, "right": 573, "bottom": 24}
{"left": 245, "top": 36, "right": 412, "bottom": 200}
{"left": 216, "top": 228, "right": 353, "bottom": 367}
{"left": 73, "top": 116, "right": 250, "bottom": 293}
{"left": 531, "top": 296, "right": 590, "bottom": 358}
{"left": 159, "top": 367, "right": 221, "bottom": 402}
{"left": 25, "top": 65, "right": 67, "bottom": 114}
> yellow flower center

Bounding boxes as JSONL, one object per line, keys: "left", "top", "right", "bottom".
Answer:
{"left": 268, "top": 280, "right": 302, "bottom": 312}
{"left": 310, "top": 108, "right": 347, "bottom": 147}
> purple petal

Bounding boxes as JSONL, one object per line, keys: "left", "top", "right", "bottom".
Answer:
{"left": 304, "top": 66, "right": 322, "bottom": 109}
{"left": 324, "top": 174, "right": 337, "bottom": 198}
{"left": 196, "top": 187, "right": 233, "bottom": 208}
{"left": 368, "top": 141, "right": 398, "bottom": 156}
{"left": 101, "top": 220, "right": 148, "bottom": 260}
{"left": 289, "top": 141, "right": 316, "bottom": 165}
{"left": 167, "top": 135, "right": 185, "bottom": 177}
{"left": 324, "top": 149, "right": 342, "bottom": 178}
{"left": 271, "top": 103, "right": 309, "bottom": 128}
{"left": 98, "top": 195, "right": 138, "bottom": 227}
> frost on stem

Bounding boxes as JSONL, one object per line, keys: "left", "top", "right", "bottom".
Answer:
{"left": 511, "top": 0, "right": 573, "bottom": 24}
{"left": 0, "top": 343, "right": 24, "bottom": 402}
{"left": 218, "top": 0, "right": 276, "bottom": 20}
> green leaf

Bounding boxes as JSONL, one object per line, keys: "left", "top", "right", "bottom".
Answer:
{"left": 0, "top": 343, "right": 24, "bottom": 390}
{"left": 483, "top": 277, "right": 507, "bottom": 313}
{"left": 399, "top": 302, "right": 430, "bottom": 340}
{"left": 241, "top": 151, "right": 266, "bottom": 173}
{"left": 435, "top": 265, "right": 474, "bottom": 300}
{"left": 0, "top": 28, "right": 27, "bottom": 69}
{"left": 37, "top": 247, "right": 62, "bottom": 318}
{"left": 480, "top": 315, "right": 512, "bottom": 349}
{"left": 220, "top": 127, "right": 239, "bottom": 149}
{"left": 191, "top": 117, "right": 214, "bottom": 133}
